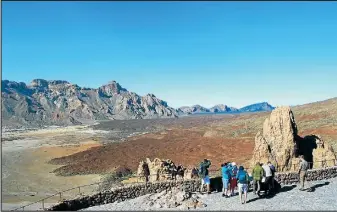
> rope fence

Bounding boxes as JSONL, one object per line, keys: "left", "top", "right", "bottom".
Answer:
{"left": 11, "top": 158, "right": 337, "bottom": 211}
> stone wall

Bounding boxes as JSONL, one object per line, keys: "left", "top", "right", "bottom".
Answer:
{"left": 48, "top": 180, "right": 200, "bottom": 211}
{"left": 274, "top": 166, "right": 337, "bottom": 185}
{"left": 48, "top": 166, "right": 337, "bottom": 211}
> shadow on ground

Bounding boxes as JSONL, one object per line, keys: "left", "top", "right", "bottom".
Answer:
{"left": 306, "top": 181, "right": 330, "bottom": 192}
{"left": 248, "top": 181, "right": 330, "bottom": 202}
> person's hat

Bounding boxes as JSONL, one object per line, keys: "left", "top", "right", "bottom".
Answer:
{"left": 232, "top": 162, "right": 236, "bottom": 166}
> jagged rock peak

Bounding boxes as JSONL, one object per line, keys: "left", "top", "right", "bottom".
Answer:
{"left": 30, "top": 79, "right": 71, "bottom": 87}
{"left": 146, "top": 93, "right": 156, "bottom": 98}
{"left": 31, "top": 79, "right": 49, "bottom": 87}
{"left": 99, "top": 80, "right": 127, "bottom": 95}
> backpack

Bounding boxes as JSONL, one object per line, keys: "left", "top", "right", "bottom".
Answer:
{"left": 238, "top": 171, "right": 248, "bottom": 184}
{"left": 199, "top": 163, "right": 205, "bottom": 176}
{"left": 232, "top": 166, "right": 238, "bottom": 176}
{"left": 222, "top": 167, "right": 231, "bottom": 178}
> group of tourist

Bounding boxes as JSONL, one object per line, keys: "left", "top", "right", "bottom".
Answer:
{"left": 198, "top": 155, "right": 311, "bottom": 204}
{"left": 199, "top": 158, "right": 277, "bottom": 204}
{"left": 141, "top": 155, "right": 311, "bottom": 204}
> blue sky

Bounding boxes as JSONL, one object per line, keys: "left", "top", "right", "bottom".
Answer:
{"left": 3, "top": 2, "right": 337, "bottom": 108}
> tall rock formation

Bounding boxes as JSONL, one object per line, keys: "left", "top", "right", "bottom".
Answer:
{"left": 250, "top": 106, "right": 336, "bottom": 172}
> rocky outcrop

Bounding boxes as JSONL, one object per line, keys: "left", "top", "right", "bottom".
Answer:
{"left": 310, "top": 135, "right": 336, "bottom": 168}
{"left": 137, "top": 158, "right": 180, "bottom": 182}
{"left": 2, "top": 80, "right": 178, "bottom": 127}
{"left": 251, "top": 106, "right": 336, "bottom": 171}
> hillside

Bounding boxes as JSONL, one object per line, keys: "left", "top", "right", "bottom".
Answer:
{"left": 48, "top": 97, "right": 337, "bottom": 176}
{"left": 1, "top": 79, "right": 178, "bottom": 127}
{"left": 238, "top": 102, "right": 275, "bottom": 112}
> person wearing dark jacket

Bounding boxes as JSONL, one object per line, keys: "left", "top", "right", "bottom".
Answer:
{"left": 142, "top": 162, "right": 150, "bottom": 183}
{"left": 199, "top": 159, "right": 212, "bottom": 194}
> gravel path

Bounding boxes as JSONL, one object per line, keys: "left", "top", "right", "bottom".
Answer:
{"left": 84, "top": 177, "right": 337, "bottom": 211}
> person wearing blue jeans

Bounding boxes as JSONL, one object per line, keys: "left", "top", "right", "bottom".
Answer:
{"left": 222, "top": 163, "right": 231, "bottom": 197}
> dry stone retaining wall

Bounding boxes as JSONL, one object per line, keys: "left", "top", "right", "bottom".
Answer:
{"left": 274, "top": 166, "right": 337, "bottom": 185}
{"left": 48, "top": 166, "right": 337, "bottom": 211}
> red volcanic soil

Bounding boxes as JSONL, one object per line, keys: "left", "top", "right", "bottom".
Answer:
{"left": 299, "top": 126, "right": 337, "bottom": 137}
{"left": 50, "top": 129, "right": 255, "bottom": 176}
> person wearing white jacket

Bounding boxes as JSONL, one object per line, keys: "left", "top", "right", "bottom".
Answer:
{"left": 262, "top": 163, "right": 273, "bottom": 194}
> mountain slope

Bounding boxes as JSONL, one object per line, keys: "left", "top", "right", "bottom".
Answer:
{"left": 178, "top": 105, "right": 210, "bottom": 114}
{"left": 239, "top": 102, "right": 275, "bottom": 112}
{"left": 209, "top": 104, "right": 239, "bottom": 113}
{"left": 1, "top": 79, "right": 178, "bottom": 127}
{"left": 179, "top": 102, "right": 274, "bottom": 114}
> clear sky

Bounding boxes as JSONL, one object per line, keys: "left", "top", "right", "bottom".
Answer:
{"left": 2, "top": 2, "right": 337, "bottom": 108}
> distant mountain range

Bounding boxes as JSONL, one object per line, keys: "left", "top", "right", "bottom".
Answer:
{"left": 1, "top": 79, "right": 275, "bottom": 127}
{"left": 178, "top": 102, "right": 274, "bottom": 115}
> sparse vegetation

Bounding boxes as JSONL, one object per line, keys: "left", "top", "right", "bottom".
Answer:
{"left": 97, "top": 167, "right": 133, "bottom": 191}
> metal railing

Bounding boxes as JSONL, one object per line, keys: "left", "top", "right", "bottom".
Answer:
{"left": 11, "top": 158, "right": 337, "bottom": 211}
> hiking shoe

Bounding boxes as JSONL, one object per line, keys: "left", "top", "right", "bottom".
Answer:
{"left": 222, "top": 193, "right": 225, "bottom": 197}
{"left": 299, "top": 188, "right": 305, "bottom": 191}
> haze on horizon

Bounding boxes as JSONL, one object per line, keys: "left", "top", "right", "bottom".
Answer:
{"left": 2, "top": 2, "right": 337, "bottom": 108}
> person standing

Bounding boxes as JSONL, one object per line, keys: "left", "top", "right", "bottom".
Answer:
{"left": 199, "top": 159, "right": 212, "bottom": 194}
{"left": 236, "top": 166, "right": 249, "bottom": 204}
{"left": 142, "top": 162, "right": 150, "bottom": 183}
{"left": 221, "top": 163, "right": 231, "bottom": 197}
{"left": 262, "top": 163, "right": 273, "bottom": 194}
{"left": 298, "top": 155, "right": 309, "bottom": 191}
{"left": 252, "top": 162, "right": 264, "bottom": 196}
{"left": 230, "top": 162, "right": 238, "bottom": 196}
{"left": 268, "top": 161, "right": 276, "bottom": 190}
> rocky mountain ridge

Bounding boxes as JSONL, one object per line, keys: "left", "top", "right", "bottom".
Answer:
{"left": 179, "top": 102, "right": 274, "bottom": 114}
{"left": 2, "top": 79, "right": 178, "bottom": 127}
{"left": 2, "top": 79, "right": 275, "bottom": 127}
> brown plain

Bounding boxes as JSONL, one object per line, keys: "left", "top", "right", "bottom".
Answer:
{"left": 50, "top": 98, "right": 337, "bottom": 176}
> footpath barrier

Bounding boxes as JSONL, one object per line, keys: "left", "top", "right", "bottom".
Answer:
{"left": 12, "top": 159, "right": 337, "bottom": 211}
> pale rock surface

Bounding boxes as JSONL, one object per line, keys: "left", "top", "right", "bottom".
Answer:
{"left": 2, "top": 80, "right": 178, "bottom": 128}
{"left": 137, "top": 158, "right": 179, "bottom": 182}
{"left": 251, "top": 106, "right": 336, "bottom": 171}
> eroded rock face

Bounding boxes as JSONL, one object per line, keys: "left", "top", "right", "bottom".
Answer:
{"left": 250, "top": 106, "right": 336, "bottom": 172}
{"left": 310, "top": 135, "right": 336, "bottom": 168}
{"left": 251, "top": 106, "right": 297, "bottom": 171}
{"left": 137, "top": 158, "right": 179, "bottom": 182}
{"left": 2, "top": 79, "right": 178, "bottom": 127}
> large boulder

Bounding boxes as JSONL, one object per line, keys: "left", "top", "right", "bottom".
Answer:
{"left": 309, "top": 135, "right": 336, "bottom": 168}
{"left": 136, "top": 158, "right": 177, "bottom": 182}
{"left": 250, "top": 106, "right": 336, "bottom": 172}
